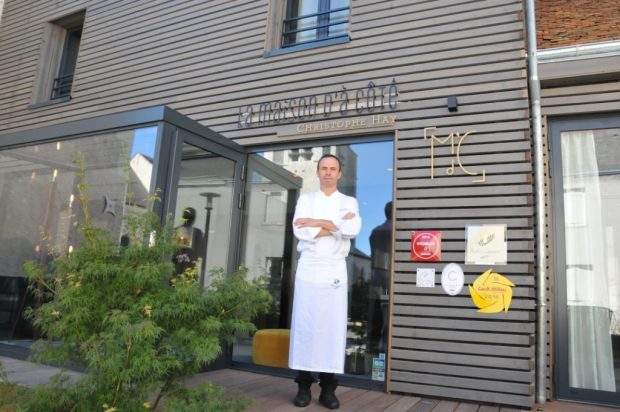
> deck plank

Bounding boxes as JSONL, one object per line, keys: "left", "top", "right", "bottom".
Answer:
{"left": 431, "top": 400, "right": 460, "bottom": 412}
{"left": 384, "top": 396, "right": 424, "bottom": 412}
{"left": 454, "top": 402, "right": 479, "bottom": 412}
{"left": 478, "top": 406, "right": 500, "bottom": 412}
{"left": 357, "top": 393, "right": 405, "bottom": 412}
{"left": 304, "top": 387, "right": 367, "bottom": 411}
{"left": 190, "top": 368, "right": 620, "bottom": 412}
{"left": 338, "top": 389, "right": 387, "bottom": 411}
{"left": 408, "top": 398, "right": 440, "bottom": 412}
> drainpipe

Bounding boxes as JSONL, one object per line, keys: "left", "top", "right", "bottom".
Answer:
{"left": 524, "top": 0, "right": 547, "bottom": 404}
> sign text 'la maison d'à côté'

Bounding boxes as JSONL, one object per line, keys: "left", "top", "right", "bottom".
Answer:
{"left": 236, "top": 80, "right": 399, "bottom": 128}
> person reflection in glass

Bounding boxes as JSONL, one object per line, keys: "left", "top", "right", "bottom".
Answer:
{"left": 367, "top": 201, "right": 392, "bottom": 353}
{"left": 172, "top": 207, "right": 204, "bottom": 276}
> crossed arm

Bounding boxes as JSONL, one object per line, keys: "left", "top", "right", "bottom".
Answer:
{"left": 294, "top": 212, "right": 356, "bottom": 238}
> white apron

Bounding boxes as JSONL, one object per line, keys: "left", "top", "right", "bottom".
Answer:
{"left": 289, "top": 253, "right": 348, "bottom": 373}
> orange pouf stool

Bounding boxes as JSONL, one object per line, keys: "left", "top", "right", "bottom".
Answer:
{"left": 252, "top": 329, "right": 290, "bottom": 368}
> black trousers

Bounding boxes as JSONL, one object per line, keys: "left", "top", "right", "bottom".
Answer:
{"left": 296, "top": 370, "right": 336, "bottom": 385}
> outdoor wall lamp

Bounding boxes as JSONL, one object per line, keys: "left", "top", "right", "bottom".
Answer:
{"left": 447, "top": 95, "right": 458, "bottom": 112}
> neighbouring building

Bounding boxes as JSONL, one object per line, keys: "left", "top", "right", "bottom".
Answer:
{"left": 0, "top": 0, "right": 618, "bottom": 409}
{"left": 536, "top": 0, "right": 620, "bottom": 407}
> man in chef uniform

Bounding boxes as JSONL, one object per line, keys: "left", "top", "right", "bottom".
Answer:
{"left": 289, "top": 154, "right": 362, "bottom": 409}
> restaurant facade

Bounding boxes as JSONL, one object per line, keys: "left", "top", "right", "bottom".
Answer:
{"left": 0, "top": 0, "right": 618, "bottom": 409}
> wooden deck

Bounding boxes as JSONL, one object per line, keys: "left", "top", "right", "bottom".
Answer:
{"left": 188, "top": 368, "right": 620, "bottom": 412}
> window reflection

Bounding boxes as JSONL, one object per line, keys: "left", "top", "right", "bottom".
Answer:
{"left": 283, "top": 0, "right": 350, "bottom": 46}
{"left": 174, "top": 143, "right": 236, "bottom": 287}
{"left": 0, "top": 126, "right": 159, "bottom": 339}
{"left": 234, "top": 140, "right": 393, "bottom": 382}
{"left": 561, "top": 128, "right": 620, "bottom": 392}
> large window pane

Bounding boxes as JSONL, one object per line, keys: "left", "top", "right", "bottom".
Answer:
{"left": 0, "top": 126, "right": 159, "bottom": 339}
{"left": 173, "top": 143, "right": 236, "bottom": 288}
{"left": 561, "top": 128, "right": 620, "bottom": 393}
{"left": 284, "top": 0, "right": 349, "bottom": 46}
{"left": 234, "top": 140, "right": 393, "bottom": 383}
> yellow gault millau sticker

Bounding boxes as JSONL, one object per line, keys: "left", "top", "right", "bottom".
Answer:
{"left": 468, "top": 269, "right": 515, "bottom": 313}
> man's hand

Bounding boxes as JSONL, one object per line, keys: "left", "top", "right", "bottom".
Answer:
{"left": 295, "top": 218, "right": 338, "bottom": 234}
{"left": 342, "top": 212, "right": 356, "bottom": 220}
{"left": 294, "top": 218, "right": 316, "bottom": 228}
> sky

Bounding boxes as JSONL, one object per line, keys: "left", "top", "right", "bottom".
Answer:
{"left": 130, "top": 126, "right": 158, "bottom": 158}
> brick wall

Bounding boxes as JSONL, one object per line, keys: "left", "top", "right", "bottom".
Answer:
{"left": 536, "top": 0, "right": 620, "bottom": 49}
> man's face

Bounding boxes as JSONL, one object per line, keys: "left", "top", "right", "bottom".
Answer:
{"left": 316, "top": 157, "right": 342, "bottom": 190}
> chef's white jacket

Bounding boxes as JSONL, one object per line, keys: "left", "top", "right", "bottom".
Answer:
{"left": 289, "top": 190, "right": 361, "bottom": 373}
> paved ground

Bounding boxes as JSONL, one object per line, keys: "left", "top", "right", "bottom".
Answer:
{"left": 0, "top": 355, "right": 81, "bottom": 387}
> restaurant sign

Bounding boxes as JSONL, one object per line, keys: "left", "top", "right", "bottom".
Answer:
{"left": 237, "top": 80, "right": 398, "bottom": 128}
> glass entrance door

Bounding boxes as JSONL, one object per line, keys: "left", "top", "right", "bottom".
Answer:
{"left": 552, "top": 116, "right": 620, "bottom": 406}
{"left": 231, "top": 140, "right": 394, "bottom": 387}
{"left": 232, "top": 154, "right": 302, "bottom": 362}
{"left": 168, "top": 129, "right": 245, "bottom": 287}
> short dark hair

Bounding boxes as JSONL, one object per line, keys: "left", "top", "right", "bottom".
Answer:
{"left": 317, "top": 154, "right": 342, "bottom": 171}
{"left": 384, "top": 201, "right": 393, "bottom": 220}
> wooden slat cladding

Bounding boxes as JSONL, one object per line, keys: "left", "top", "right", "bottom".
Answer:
{"left": 381, "top": 0, "right": 534, "bottom": 406}
{"left": 541, "top": 82, "right": 620, "bottom": 116}
{"left": 0, "top": 0, "right": 527, "bottom": 131}
{"left": 0, "top": 0, "right": 534, "bottom": 408}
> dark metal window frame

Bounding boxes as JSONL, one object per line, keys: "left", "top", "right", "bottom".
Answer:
{"left": 0, "top": 109, "right": 396, "bottom": 382}
{"left": 232, "top": 133, "right": 395, "bottom": 391}
{"left": 0, "top": 106, "right": 249, "bottom": 372}
{"left": 51, "top": 25, "right": 83, "bottom": 100}
{"left": 550, "top": 112, "right": 620, "bottom": 407}
{"left": 282, "top": 0, "right": 349, "bottom": 48}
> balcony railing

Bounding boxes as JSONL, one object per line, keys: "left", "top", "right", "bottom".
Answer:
{"left": 282, "top": 6, "right": 349, "bottom": 47}
{"left": 51, "top": 73, "right": 74, "bottom": 100}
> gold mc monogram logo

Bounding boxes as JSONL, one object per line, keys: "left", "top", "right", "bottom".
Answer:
{"left": 423, "top": 127, "right": 486, "bottom": 183}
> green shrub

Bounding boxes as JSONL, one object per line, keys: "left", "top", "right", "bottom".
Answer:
{"left": 0, "top": 360, "right": 30, "bottom": 412}
{"left": 161, "top": 382, "right": 252, "bottom": 412}
{"left": 22, "top": 160, "right": 271, "bottom": 411}
{"left": 0, "top": 360, "right": 7, "bottom": 383}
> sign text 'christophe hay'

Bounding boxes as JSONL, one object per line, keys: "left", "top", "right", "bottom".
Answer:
{"left": 237, "top": 80, "right": 398, "bottom": 128}
{"left": 295, "top": 114, "right": 397, "bottom": 134}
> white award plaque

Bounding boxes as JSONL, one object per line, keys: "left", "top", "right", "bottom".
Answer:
{"left": 441, "top": 263, "right": 464, "bottom": 296}
{"left": 416, "top": 268, "right": 435, "bottom": 288}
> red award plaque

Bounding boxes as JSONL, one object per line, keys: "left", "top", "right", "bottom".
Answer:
{"left": 411, "top": 231, "right": 441, "bottom": 262}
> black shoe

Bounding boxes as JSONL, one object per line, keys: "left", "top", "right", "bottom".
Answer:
{"left": 318, "top": 387, "right": 340, "bottom": 409}
{"left": 294, "top": 385, "right": 311, "bottom": 407}
{"left": 293, "top": 371, "right": 315, "bottom": 407}
{"left": 318, "top": 373, "right": 339, "bottom": 410}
